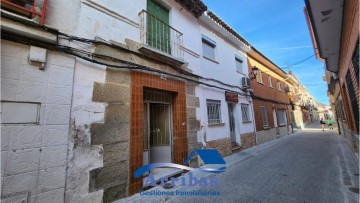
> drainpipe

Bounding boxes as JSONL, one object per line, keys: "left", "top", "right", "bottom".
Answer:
{"left": 249, "top": 98, "right": 257, "bottom": 145}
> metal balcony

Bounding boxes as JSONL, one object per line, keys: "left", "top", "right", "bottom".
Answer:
{"left": 1, "top": 0, "right": 47, "bottom": 25}
{"left": 139, "top": 10, "right": 184, "bottom": 64}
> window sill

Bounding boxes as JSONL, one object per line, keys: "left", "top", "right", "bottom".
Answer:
{"left": 208, "top": 122, "right": 225, "bottom": 127}
{"left": 269, "top": 86, "right": 274, "bottom": 89}
{"left": 203, "top": 56, "right": 219, "bottom": 64}
{"left": 263, "top": 126, "right": 270, "bottom": 130}
{"left": 279, "top": 124, "right": 286, "bottom": 127}
{"left": 242, "top": 120, "right": 252, "bottom": 123}
{"left": 237, "top": 71, "right": 246, "bottom": 76}
{"left": 257, "top": 81, "right": 264, "bottom": 85}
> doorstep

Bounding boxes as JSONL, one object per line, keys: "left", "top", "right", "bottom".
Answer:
{"left": 143, "top": 168, "right": 183, "bottom": 187}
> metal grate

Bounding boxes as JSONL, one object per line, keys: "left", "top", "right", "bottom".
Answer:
{"left": 150, "top": 104, "right": 170, "bottom": 146}
{"left": 1, "top": 0, "right": 48, "bottom": 25}
{"left": 241, "top": 104, "right": 250, "bottom": 122}
{"left": 207, "top": 100, "right": 222, "bottom": 124}
{"left": 139, "top": 10, "right": 184, "bottom": 59}
{"left": 346, "top": 71, "right": 359, "bottom": 132}
{"left": 144, "top": 90, "right": 171, "bottom": 103}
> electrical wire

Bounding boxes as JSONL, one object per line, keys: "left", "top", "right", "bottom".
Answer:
{"left": 2, "top": 30, "right": 251, "bottom": 97}
{"left": 257, "top": 54, "right": 316, "bottom": 75}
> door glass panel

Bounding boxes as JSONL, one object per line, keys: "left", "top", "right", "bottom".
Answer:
{"left": 150, "top": 104, "right": 170, "bottom": 146}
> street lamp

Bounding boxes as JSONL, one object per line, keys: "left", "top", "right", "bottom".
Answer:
{"left": 250, "top": 66, "right": 259, "bottom": 80}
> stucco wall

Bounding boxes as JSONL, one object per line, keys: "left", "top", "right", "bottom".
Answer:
{"left": 196, "top": 85, "right": 254, "bottom": 146}
{"left": 65, "top": 58, "right": 106, "bottom": 203}
{"left": 199, "top": 25, "right": 249, "bottom": 87}
{"left": 1, "top": 40, "right": 75, "bottom": 202}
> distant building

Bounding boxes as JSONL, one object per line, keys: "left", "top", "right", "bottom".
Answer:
{"left": 247, "top": 48, "right": 292, "bottom": 145}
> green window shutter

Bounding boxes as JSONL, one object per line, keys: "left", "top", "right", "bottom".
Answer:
{"left": 147, "top": 0, "right": 171, "bottom": 54}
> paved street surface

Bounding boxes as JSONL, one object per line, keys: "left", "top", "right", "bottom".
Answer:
{"left": 118, "top": 124, "right": 359, "bottom": 203}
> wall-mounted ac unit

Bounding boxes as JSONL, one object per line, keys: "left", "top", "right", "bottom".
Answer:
{"left": 241, "top": 77, "right": 251, "bottom": 89}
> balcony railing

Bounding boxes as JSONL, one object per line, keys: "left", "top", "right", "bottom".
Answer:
{"left": 139, "top": 10, "right": 184, "bottom": 60}
{"left": 1, "top": 0, "right": 47, "bottom": 25}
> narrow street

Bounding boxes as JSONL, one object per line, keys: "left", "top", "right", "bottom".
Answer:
{"left": 120, "top": 124, "right": 359, "bottom": 203}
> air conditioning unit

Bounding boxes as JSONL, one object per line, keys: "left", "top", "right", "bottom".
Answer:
{"left": 241, "top": 77, "right": 251, "bottom": 89}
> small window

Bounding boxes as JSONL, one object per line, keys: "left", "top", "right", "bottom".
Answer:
{"left": 256, "top": 70, "right": 263, "bottom": 83}
{"left": 277, "top": 109, "right": 287, "bottom": 126}
{"left": 269, "top": 76, "right": 273, "bottom": 88}
{"left": 207, "top": 100, "right": 221, "bottom": 124}
{"left": 202, "top": 36, "right": 216, "bottom": 60}
{"left": 235, "top": 57, "right": 244, "bottom": 73}
{"left": 241, "top": 104, "right": 250, "bottom": 122}
{"left": 277, "top": 81, "right": 282, "bottom": 91}
{"left": 260, "top": 106, "right": 269, "bottom": 128}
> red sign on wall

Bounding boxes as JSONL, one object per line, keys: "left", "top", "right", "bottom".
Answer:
{"left": 225, "top": 91, "right": 238, "bottom": 103}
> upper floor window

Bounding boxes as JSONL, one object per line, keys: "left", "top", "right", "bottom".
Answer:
{"left": 269, "top": 76, "right": 273, "bottom": 88}
{"left": 207, "top": 99, "right": 221, "bottom": 124}
{"left": 277, "top": 81, "right": 282, "bottom": 91}
{"left": 256, "top": 70, "right": 264, "bottom": 84}
{"left": 1, "top": 0, "right": 47, "bottom": 25}
{"left": 235, "top": 56, "right": 244, "bottom": 74}
{"left": 202, "top": 35, "right": 216, "bottom": 61}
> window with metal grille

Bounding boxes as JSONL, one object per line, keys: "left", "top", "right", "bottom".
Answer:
{"left": 278, "top": 109, "right": 287, "bottom": 126}
{"left": 352, "top": 39, "right": 359, "bottom": 82}
{"left": 241, "top": 104, "right": 250, "bottom": 122}
{"left": 260, "top": 106, "right": 269, "bottom": 128}
{"left": 207, "top": 100, "right": 222, "bottom": 124}
{"left": 346, "top": 71, "right": 359, "bottom": 132}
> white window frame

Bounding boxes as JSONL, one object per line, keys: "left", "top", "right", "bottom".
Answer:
{"left": 235, "top": 56, "right": 244, "bottom": 74}
{"left": 277, "top": 109, "right": 287, "bottom": 126}
{"left": 256, "top": 70, "right": 264, "bottom": 84}
{"left": 269, "top": 76, "right": 273, "bottom": 88}
{"left": 202, "top": 35, "right": 216, "bottom": 61}
{"left": 241, "top": 104, "right": 251, "bottom": 122}
{"left": 206, "top": 99, "right": 222, "bottom": 124}
{"left": 260, "top": 106, "right": 269, "bottom": 128}
{"left": 277, "top": 81, "right": 282, "bottom": 91}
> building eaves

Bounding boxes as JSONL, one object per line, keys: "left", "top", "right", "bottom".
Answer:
{"left": 205, "top": 11, "right": 251, "bottom": 47}
{"left": 250, "top": 46, "right": 288, "bottom": 77}
{"left": 175, "top": 0, "right": 207, "bottom": 18}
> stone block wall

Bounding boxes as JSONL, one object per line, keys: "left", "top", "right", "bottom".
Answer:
{"left": 89, "top": 69, "right": 131, "bottom": 203}
{"left": 186, "top": 83, "right": 202, "bottom": 167}
{"left": 1, "top": 40, "right": 75, "bottom": 202}
{"left": 206, "top": 137, "right": 232, "bottom": 157}
{"left": 240, "top": 132, "right": 256, "bottom": 150}
{"left": 279, "top": 126, "right": 289, "bottom": 137}
{"left": 256, "top": 128, "right": 277, "bottom": 145}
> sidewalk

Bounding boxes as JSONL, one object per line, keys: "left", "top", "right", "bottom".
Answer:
{"left": 115, "top": 124, "right": 359, "bottom": 203}
{"left": 116, "top": 130, "right": 302, "bottom": 203}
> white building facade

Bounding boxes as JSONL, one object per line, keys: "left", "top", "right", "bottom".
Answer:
{"left": 0, "top": 1, "right": 256, "bottom": 202}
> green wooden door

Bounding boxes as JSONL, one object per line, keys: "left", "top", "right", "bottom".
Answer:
{"left": 147, "top": 0, "right": 171, "bottom": 54}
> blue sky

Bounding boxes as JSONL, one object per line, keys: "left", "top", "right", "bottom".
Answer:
{"left": 203, "top": 0, "right": 329, "bottom": 105}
